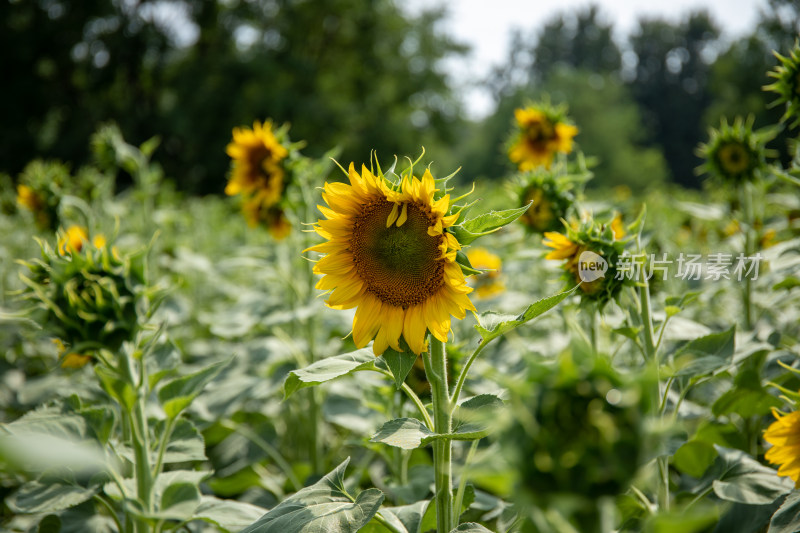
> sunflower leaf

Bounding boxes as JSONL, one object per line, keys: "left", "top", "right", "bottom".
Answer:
{"left": 696, "top": 446, "right": 793, "bottom": 505}
{"left": 239, "top": 458, "right": 384, "bottom": 533}
{"left": 453, "top": 205, "right": 530, "bottom": 245}
{"left": 370, "top": 418, "right": 434, "bottom": 449}
{"left": 381, "top": 347, "right": 418, "bottom": 390}
{"left": 371, "top": 416, "right": 496, "bottom": 450}
{"left": 450, "top": 523, "right": 495, "bottom": 533}
{"left": 158, "top": 358, "right": 232, "bottom": 419}
{"left": 768, "top": 490, "right": 800, "bottom": 533}
{"left": 284, "top": 349, "right": 376, "bottom": 399}
{"left": 475, "top": 285, "right": 579, "bottom": 342}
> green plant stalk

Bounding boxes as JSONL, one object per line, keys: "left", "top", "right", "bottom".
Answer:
{"left": 740, "top": 183, "right": 755, "bottom": 330}
{"left": 122, "top": 354, "right": 154, "bottom": 533}
{"left": 637, "top": 263, "right": 669, "bottom": 511}
{"left": 302, "top": 199, "right": 323, "bottom": 475}
{"left": 425, "top": 337, "right": 454, "bottom": 533}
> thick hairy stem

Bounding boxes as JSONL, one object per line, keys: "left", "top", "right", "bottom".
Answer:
{"left": 426, "top": 338, "right": 454, "bottom": 533}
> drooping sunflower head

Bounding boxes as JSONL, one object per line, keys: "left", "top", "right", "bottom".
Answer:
{"left": 697, "top": 117, "right": 773, "bottom": 184}
{"left": 511, "top": 163, "right": 588, "bottom": 234}
{"left": 225, "top": 120, "right": 299, "bottom": 237}
{"left": 542, "top": 214, "right": 630, "bottom": 306}
{"left": 20, "top": 229, "right": 146, "bottom": 360}
{"left": 308, "top": 155, "right": 476, "bottom": 355}
{"left": 765, "top": 42, "right": 800, "bottom": 128}
{"left": 508, "top": 102, "right": 579, "bottom": 171}
{"left": 466, "top": 247, "right": 504, "bottom": 299}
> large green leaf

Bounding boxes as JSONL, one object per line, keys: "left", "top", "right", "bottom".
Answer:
{"left": 768, "top": 491, "right": 800, "bottom": 533}
{"left": 0, "top": 404, "right": 106, "bottom": 473}
{"left": 381, "top": 500, "right": 430, "bottom": 533}
{"left": 450, "top": 523, "right": 495, "bottom": 533}
{"left": 700, "top": 446, "right": 793, "bottom": 505}
{"left": 475, "top": 286, "right": 579, "bottom": 343}
{"left": 453, "top": 394, "right": 504, "bottom": 436}
{"left": 158, "top": 358, "right": 231, "bottom": 418}
{"left": 715, "top": 499, "right": 784, "bottom": 533}
{"left": 283, "top": 349, "right": 376, "bottom": 399}
{"left": 669, "top": 326, "right": 736, "bottom": 378}
{"left": 673, "top": 440, "right": 718, "bottom": 478}
{"left": 712, "top": 369, "right": 781, "bottom": 418}
{"left": 380, "top": 347, "right": 418, "bottom": 390}
{"left": 646, "top": 510, "right": 719, "bottom": 533}
{"left": 452, "top": 205, "right": 530, "bottom": 245}
{"left": 239, "top": 458, "right": 384, "bottom": 533}
{"left": 676, "top": 326, "right": 736, "bottom": 358}
{"left": 159, "top": 418, "right": 207, "bottom": 464}
{"left": 370, "top": 418, "right": 434, "bottom": 450}
{"left": 371, "top": 414, "right": 497, "bottom": 450}
{"left": 6, "top": 480, "right": 98, "bottom": 514}
{"left": 193, "top": 496, "right": 269, "bottom": 533}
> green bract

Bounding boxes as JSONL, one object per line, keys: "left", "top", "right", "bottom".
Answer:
{"left": 765, "top": 42, "right": 800, "bottom": 128}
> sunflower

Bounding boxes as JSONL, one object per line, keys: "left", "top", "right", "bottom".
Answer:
{"left": 57, "top": 226, "right": 108, "bottom": 256}
{"left": 764, "top": 409, "right": 800, "bottom": 486}
{"left": 697, "top": 117, "right": 772, "bottom": 184}
{"left": 764, "top": 42, "right": 800, "bottom": 127}
{"left": 611, "top": 213, "right": 625, "bottom": 240}
{"left": 308, "top": 162, "right": 475, "bottom": 355}
{"left": 225, "top": 120, "right": 294, "bottom": 235}
{"left": 542, "top": 216, "right": 628, "bottom": 304}
{"left": 466, "top": 247, "right": 504, "bottom": 298}
{"left": 58, "top": 225, "right": 89, "bottom": 255}
{"left": 242, "top": 197, "right": 292, "bottom": 240}
{"left": 508, "top": 106, "right": 578, "bottom": 170}
{"left": 226, "top": 120, "right": 288, "bottom": 199}
{"left": 16, "top": 184, "right": 42, "bottom": 212}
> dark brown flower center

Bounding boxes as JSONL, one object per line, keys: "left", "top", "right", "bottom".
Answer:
{"left": 350, "top": 197, "right": 444, "bottom": 309}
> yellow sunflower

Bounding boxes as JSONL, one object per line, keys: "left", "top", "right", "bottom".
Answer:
{"left": 509, "top": 107, "right": 578, "bottom": 170}
{"left": 242, "top": 198, "right": 291, "bottom": 240}
{"left": 57, "top": 226, "right": 108, "bottom": 256}
{"left": 225, "top": 120, "right": 288, "bottom": 205}
{"left": 611, "top": 213, "right": 625, "bottom": 240}
{"left": 520, "top": 187, "right": 556, "bottom": 232}
{"left": 764, "top": 409, "right": 800, "bottom": 486}
{"left": 467, "top": 247, "right": 505, "bottom": 298}
{"left": 308, "top": 163, "right": 475, "bottom": 355}
{"left": 16, "top": 184, "right": 42, "bottom": 212}
{"left": 58, "top": 226, "right": 89, "bottom": 255}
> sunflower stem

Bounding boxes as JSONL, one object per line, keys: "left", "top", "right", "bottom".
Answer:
{"left": 121, "top": 351, "right": 153, "bottom": 533}
{"left": 426, "top": 337, "right": 454, "bottom": 533}
{"left": 739, "top": 182, "right": 756, "bottom": 330}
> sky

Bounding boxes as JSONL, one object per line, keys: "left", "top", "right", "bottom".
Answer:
{"left": 404, "top": 0, "right": 769, "bottom": 117}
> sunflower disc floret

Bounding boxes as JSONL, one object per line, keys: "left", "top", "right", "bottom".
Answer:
{"left": 308, "top": 161, "right": 475, "bottom": 355}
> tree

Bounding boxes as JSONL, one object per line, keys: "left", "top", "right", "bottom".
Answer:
{"left": 628, "top": 11, "right": 721, "bottom": 187}
{"left": 0, "top": 0, "right": 468, "bottom": 193}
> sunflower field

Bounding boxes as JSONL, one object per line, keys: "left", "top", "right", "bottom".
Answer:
{"left": 3, "top": 2, "right": 800, "bottom": 533}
